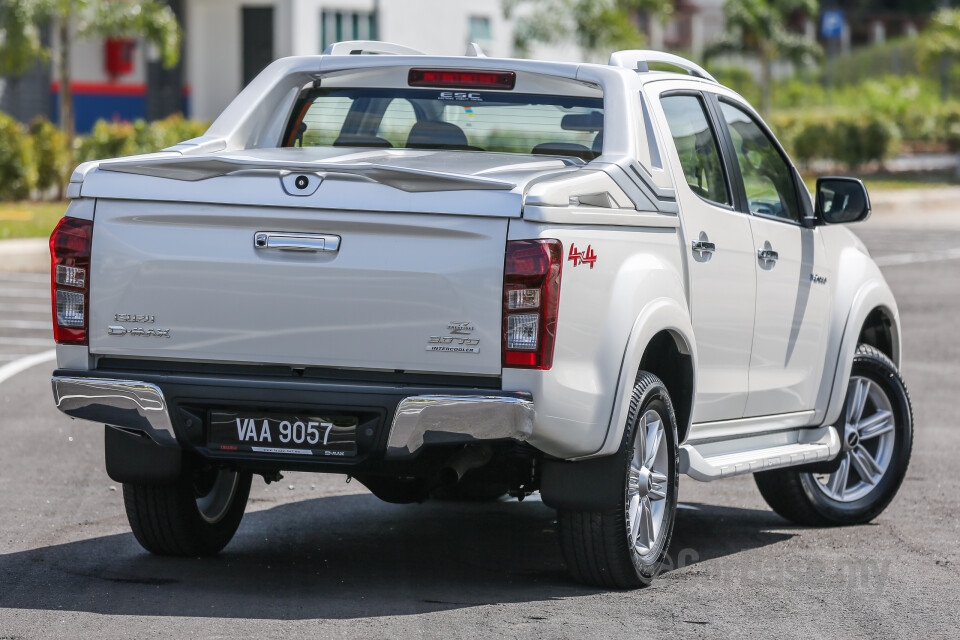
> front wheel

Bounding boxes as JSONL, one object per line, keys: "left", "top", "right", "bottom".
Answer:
{"left": 755, "top": 344, "right": 913, "bottom": 526}
{"left": 557, "top": 373, "right": 680, "bottom": 588}
{"left": 123, "top": 463, "right": 252, "bottom": 556}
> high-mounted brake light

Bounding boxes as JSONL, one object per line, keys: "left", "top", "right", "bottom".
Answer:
{"left": 502, "top": 239, "right": 562, "bottom": 370}
{"left": 408, "top": 69, "right": 516, "bottom": 90}
{"left": 50, "top": 216, "right": 93, "bottom": 345}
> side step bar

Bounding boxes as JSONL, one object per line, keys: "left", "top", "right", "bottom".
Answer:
{"left": 679, "top": 426, "right": 840, "bottom": 482}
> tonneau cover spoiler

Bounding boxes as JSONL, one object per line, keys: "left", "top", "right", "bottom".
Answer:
{"left": 99, "top": 156, "right": 516, "bottom": 193}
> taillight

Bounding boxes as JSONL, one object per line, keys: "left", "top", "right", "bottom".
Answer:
{"left": 502, "top": 239, "right": 562, "bottom": 370}
{"left": 50, "top": 216, "right": 93, "bottom": 345}
{"left": 408, "top": 69, "right": 516, "bottom": 90}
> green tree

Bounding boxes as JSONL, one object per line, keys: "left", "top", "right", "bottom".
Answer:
{"left": 0, "top": 0, "right": 181, "bottom": 162}
{"left": 705, "top": 0, "right": 821, "bottom": 115}
{"left": 504, "top": 0, "right": 672, "bottom": 61}
{"left": 917, "top": 8, "right": 960, "bottom": 101}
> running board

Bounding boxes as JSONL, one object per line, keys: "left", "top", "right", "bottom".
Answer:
{"left": 679, "top": 426, "right": 840, "bottom": 482}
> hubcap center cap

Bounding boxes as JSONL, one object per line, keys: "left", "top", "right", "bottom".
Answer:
{"left": 846, "top": 430, "right": 860, "bottom": 449}
{"left": 637, "top": 467, "right": 653, "bottom": 497}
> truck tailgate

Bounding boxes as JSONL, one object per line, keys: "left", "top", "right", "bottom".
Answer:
{"left": 88, "top": 199, "right": 508, "bottom": 375}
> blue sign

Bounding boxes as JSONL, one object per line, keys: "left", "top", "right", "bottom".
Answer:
{"left": 821, "top": 10, "right": 845, "bottom": 39}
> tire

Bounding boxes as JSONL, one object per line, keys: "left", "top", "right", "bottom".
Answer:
{"left": 557, "top": 373, "right": 680, "bottom": 588}
{"left": 755, "top": 344, "right": 913, "bottom": 526}
{"left": 123, "top": 463, "right": 252, "bottom": 556}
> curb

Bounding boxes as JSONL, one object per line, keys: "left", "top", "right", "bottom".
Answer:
{"left": 870, "top": 186, "right": 960, "bottom": 215}
{"left": 0, "top": 238, "right": 48, "bottom": 273}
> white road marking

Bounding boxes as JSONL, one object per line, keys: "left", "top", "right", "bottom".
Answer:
{"left": 0, "top": 303, "right": 50, "bottom": 313}
{"left": 0, "top": 349, "right": 56, "bottom": 386}
{"left": 0, "top": 319, "right": 51, "bottom": 329}
{"left": 0, "top": 337, "right": 54, "bottom": 346}
{"left": 0, "top": 289, "right": 50, "bottom": 299}
{"left": 875, "top": 247, "right": 960, "bottom": 267}
{"left": 0, "top": 273, "right": 48, "bottom": 283}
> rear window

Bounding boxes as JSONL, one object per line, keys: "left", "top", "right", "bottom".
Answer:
{"left": 283, "top": 88, "right": 604, "bottom": 161}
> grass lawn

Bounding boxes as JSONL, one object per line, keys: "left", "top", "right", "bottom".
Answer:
{"left": 0, "top": 201, "right": 67, "bottom": 241}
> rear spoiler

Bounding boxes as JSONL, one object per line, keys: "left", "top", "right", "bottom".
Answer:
{"left": 98, "top": 156, "right": 516, "bottom": 193}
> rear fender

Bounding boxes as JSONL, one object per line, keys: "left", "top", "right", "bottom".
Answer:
{"left": 588, "top": 297, "right": 697, "bottom": 459}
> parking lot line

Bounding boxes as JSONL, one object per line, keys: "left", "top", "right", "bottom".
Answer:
{"left": 875, "top": 247, "right": 960, "bottom": 267}
{"left": 0, "top": 349, "right": 56, "bottom": 386}
{"left": 0, "top": 319, "right": 53, "bottom": 329}
{"left": 0, "top": 337, "right": 55, "bottom": 346}
{"left": 0, "top": 289, "right": 51, "bottom": 299}
{"left": 0, "top": 273, "right": 48, "bottom": 283}
{"left": 0, "top": 303, "right": 50, "bottom": 313}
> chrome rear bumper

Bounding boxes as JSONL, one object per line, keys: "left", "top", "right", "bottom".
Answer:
{"left": 387, "top": 395, "right": 535, "bottom": 457}
{"left": 51, "top": 376, "right": 535, "bottom": 457}
{"left": 51, "top": 376, "right": 178, "bottom": 446}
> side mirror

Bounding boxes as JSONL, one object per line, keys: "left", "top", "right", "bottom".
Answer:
{"left": 814, "top": 177, "right": 871, "bottom": 225}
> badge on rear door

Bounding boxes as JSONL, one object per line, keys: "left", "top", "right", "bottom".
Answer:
{"left": 426, "top": 321, "right": 480, "bottom": 353}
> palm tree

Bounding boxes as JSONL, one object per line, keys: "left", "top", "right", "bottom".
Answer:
{"left": 504, "top": 0, "right": 672, "bottom": 61}
{"left": 917, "top": 8, "right": 960, "bottom": 101}
{"left": 0, "top": 0, "right": 181, "bottom": 159}
{"left": 705, "top": 0, "right": 821, "bottom": 115}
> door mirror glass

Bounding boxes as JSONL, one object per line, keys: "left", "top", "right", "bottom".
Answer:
{"left": 815, "top": 177, "right": 871, "bottom": 224}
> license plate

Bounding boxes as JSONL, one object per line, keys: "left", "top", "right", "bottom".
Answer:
{"left": 208, "top": 411, "right": 358, "bottom": 457}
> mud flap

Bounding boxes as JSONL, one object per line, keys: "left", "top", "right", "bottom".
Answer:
{"left": 105, "top": 425, "right": 182, "bottom": 484}
{"left": 540, "top": 455, "right": 623, "bottom": 511}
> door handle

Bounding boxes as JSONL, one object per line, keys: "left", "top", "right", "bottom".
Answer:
{"left": 692, "top": 240, "right": 716, "bottom": 255}
{"left": 757, "top": 248, "right": 779, "bottom": 263}
{"left": 254, "top": 232, "right": 341, "bottom": 252}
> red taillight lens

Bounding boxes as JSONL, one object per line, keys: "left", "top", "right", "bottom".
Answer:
{"left": 502, "top": 239, "right": 562, "bottom": 370}
{"left": 408, "top": 68, "right": 516, "bottom": 90}
{"left": 50, "top": 216, "right": 93, "bottom": 345}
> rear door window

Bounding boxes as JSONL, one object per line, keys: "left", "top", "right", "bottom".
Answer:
{"left": 659, "top": 94, "right": 731, "bottom": 207}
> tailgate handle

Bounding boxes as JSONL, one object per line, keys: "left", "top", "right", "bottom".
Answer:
{"left": 254, "top": 232, "right": 341, "bottom": 252}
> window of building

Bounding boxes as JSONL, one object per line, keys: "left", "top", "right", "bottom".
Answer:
{"left": 321, "top": 10, "right": 376, "bottom": 50}
{"left": 469, "top": 16, "right": 492, "bottom": 42}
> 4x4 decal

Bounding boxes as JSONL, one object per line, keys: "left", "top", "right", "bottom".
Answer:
{"left": 568, "top": 243, "right": 598, "bottom": 269}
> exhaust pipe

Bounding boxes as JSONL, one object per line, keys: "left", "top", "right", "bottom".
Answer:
{"left": 439, "top": 446, "right": 492, "bottom": 486}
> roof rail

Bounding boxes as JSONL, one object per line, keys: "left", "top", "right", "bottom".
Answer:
{"left": 608, "top": 50, "right": 717, "bottom": 83}
{"left": 322, "top": 40, "right": 425, "bottom": 56}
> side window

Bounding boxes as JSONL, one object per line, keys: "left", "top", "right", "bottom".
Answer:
{"left": 719, "top": 101, "right": 800, "bottom": 223}
{"left": 660, "top": 94, "right": 731, "bottom": 207}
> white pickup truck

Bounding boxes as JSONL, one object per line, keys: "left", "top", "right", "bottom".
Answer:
{"left": 50, "top": 42, "right": 913, "bottom": 588}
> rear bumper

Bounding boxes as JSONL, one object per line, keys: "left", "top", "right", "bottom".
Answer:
{"left": 51, "top": 371, "right": 534, "bottom": 463}
{"left": 53, "top": 377, "right": 178, "bottom": 446}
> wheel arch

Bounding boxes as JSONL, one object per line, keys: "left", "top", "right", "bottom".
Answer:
{"left": 822, "top": 279, "right": 901, "bottom": 427}
{"left": 858, "top": 306, "right": 899, "bottom": 365}
{"left": 589, "top": 297, "right": 697, "bottom": 459}
{"left": 638, "top": 330, "right": 695, "bottom": 444}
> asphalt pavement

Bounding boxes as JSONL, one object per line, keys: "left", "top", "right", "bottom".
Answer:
{"left": 1, "top": 210, "right": 958, "bottom": 639}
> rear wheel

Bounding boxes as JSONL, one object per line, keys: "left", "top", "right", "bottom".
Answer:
{"left": 557, "top": 373, "right": 679, "bottom": 588}
{"left": 123, "top": 463, "right": 252, "bottom": 556}
{"left": 755, "top": 344, "right": 913, "bottom": 526}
